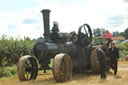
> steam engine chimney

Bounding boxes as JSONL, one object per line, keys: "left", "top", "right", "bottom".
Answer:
{"left": 40, "top": 9, "right": 51, "bottom": 41}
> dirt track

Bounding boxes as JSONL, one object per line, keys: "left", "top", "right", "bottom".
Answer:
{"left": 1, "top": 61, "right": 128, "bottom": 85}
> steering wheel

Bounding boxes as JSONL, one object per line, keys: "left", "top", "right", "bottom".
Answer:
{"left": 78, "top": 23, "right": 92, "bottom": 48}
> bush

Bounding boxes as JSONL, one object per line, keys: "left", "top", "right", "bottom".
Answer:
{"left": 116, "top": 43, "right": 128, "bottom": 58}
{"left": 0, "top": 65, "right": 17, "bottom": 78}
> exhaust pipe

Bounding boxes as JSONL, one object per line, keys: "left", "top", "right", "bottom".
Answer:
{"left": 41, "top": 9, "right": 51, "bottom": 41}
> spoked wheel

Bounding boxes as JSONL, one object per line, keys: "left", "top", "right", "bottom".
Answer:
{"left": 17, "top": 55, "right": 38, "bottom": 81}
{"left": 53, "top": 53, "right": 72, "bottom": 82}
{"left": 78, "top": 23, "right": 92, "bottom": 48}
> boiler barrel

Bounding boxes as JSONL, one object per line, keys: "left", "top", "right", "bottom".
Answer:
{"left": 33, "top": 42, "right": 70, "bottom": 61}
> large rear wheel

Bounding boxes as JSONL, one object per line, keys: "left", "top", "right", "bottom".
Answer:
{"left": 91, "top": 51, "right": 100, "bottom": 73}
{"left": 17, "top": 55, "right": 38, "bottom": 81}
{"left": 53, "top": 53, "right": 72, "bottom": 82}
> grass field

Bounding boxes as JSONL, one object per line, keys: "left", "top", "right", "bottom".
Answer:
{"left": 0, "top": 61, "right": 128, "bottom": 85}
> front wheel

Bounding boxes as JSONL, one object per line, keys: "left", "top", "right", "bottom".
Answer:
{"left": 17, "top": 55, "right": 38, "bottom": 81}
{"left": 53, "top": 53, "right": 72, "bottom": 82}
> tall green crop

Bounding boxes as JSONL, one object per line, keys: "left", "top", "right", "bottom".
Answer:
{"left": 0, "top": 35, "right": 34, "bottom": 66}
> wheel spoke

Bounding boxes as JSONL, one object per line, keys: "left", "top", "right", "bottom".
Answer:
{"left": 24, "top": 59, "right": 33, "bottom": 80}
{"left": 84, "top": 26, "right": 88, "bottom": 34}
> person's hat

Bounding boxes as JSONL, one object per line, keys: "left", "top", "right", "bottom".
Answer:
{"left": 92, "top": 46, "right": 97, "bottom": 50}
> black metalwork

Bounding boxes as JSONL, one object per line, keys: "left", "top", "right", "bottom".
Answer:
{"left": 41, "top": 9, "right": 51, "bottom": 41}
{"left": 33, "top": 9, "right": 93, "bottom": 72}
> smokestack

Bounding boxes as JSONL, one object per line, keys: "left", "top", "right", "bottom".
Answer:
{"left": 40, "top": 9, "right": 51, "bottom": 40}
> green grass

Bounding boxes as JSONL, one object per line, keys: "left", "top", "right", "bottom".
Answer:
{"left": 0, "top": 65, "right": 17, "bottom": 79}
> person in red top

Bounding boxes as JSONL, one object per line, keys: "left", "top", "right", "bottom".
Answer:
{"left": 101, "top": 30, "right": 113, "bottom": 47}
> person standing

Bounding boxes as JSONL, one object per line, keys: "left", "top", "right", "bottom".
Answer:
{"left": 93, "top": 47, "right": 107, "bottom": 79}
{"left": 109, "top": 42, "right": 119, "bottom": 75}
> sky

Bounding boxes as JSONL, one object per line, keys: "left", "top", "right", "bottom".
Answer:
{"left": 0, "top": 0, "right": 128, "bottom": 39}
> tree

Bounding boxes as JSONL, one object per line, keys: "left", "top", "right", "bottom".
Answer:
{"left": 112, "top": 31, "right": 120, "bottom": 37}
{"left": 124, "top": 28, "right": 128, "bottom": 39}
{"left": 93, "top": 28, "right": 105, "bottom": 37}
{"left": 120, "top": 32, "right": 125, "bottom": 37}
{"left": 32, "top": 37, "right": 45, "bottom": 42}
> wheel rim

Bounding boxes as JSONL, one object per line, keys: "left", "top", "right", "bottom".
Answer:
{"left": 17, "top": 56, "right": 38, "bottom": 81}
{"left": 53, "top": 53, "right": 72, "bottom": 82}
